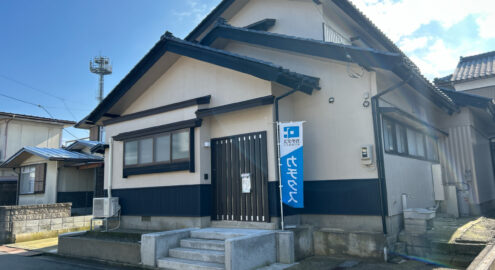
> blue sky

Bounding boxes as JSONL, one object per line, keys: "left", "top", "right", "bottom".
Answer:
{"left": 0, "top": 0, "right": 220, "bottom": 142}
{"left": 0, "top": 0, "right": 494, "bottom": 143}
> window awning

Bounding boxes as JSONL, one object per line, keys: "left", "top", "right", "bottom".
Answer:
{"left": 379, "top": 107, "right": 448, "bottom": 137}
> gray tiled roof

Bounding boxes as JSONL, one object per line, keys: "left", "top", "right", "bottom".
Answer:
{"left": 451, "top": 51, "right": 495, "bottom": 82}
{"left": 65, "top": 140, "right": 103, "bottom": 151}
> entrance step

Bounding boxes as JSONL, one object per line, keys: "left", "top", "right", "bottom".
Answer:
{"left": 157, "top": 257, "right": 225, "bottom": 270}
{"left": 191, "top": 229, "right": 244, "bottom": 240}
{"left": 169, "top": 247, "right": 225, "bottom": 264}
{"left": 190, "top": 227, "right": 269, "bottom": 240}
{"left": 211, "top": 220, "right": 278, "bottom": 230}
{"left": 180, "top": 238, "right": 225, "bottom": 251}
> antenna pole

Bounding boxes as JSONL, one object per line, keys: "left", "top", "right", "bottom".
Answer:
{"left": 98, "top": 73, "right": 104, "bottom": 103}
{"left": 90, "top": 56, "right": 112, "bottom": 141}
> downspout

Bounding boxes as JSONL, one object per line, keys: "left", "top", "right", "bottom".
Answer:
{"left": 3, "top": 119, "right": 12, "bottom": 161}
{"left": 371, "top": 76, "right": 412, "bottom": 235}
{"left": 13, "top": 168, "right": 19, "bottom": 205}
{"left": 107, "top": 138, "right": 113, "bottom": 198}
{"left": 274, "top": 89, "right": 298, "bottom": 230}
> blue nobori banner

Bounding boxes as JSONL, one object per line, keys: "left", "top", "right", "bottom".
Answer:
{"left": 279, "top": 122, "right": 304, "bottom": 208}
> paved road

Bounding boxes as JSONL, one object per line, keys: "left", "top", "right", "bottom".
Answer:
{"left": 0, "top": 252, "right": 141, "bottom": 270}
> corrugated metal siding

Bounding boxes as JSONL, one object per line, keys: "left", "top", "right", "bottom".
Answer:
{"left": 443, "top": 126, "right": 479, "bottom": 203}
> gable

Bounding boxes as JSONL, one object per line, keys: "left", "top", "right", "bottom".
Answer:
{"left": 122, "top": 55, "right": 273, "bottom": 115}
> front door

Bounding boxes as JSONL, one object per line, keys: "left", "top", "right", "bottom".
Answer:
{"left": 212, "top": 131, "right": 270, "bottom": 222}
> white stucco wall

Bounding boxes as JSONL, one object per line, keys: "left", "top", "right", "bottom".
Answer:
{"left": 0, "top": 119, "right": 62, "bottom": 161}
{"left": 228, "top": 0, "right": 328, "bottom": 41}
{"left": 454, "top": 77, "right": 495, "bottom": 92}
{"left": 123, "top": 56, "right": 272, "bottom": 115}
{"left": 18, "top": 156, "right": 57, "bottom": 205}
{"left": 104, "top": 55, "right": 274, "bottom": 190}
{"left": 223, "top": 40, "right": 378, "bottom": 181}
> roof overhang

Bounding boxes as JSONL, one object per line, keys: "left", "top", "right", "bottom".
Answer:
{"left": 65, "top": 140, "right": 103, "bottom": 151}
{"left": 379, "top": 107, "right": 448, "bottom": 137}
{"left": 0, "top": 147, "right": 103, "bottom": 168}
{"left": 442, "top": 89, "right": 495, "bottom": 121}
{"left": 0, "top": 112, "right": 75, "bottom": 127}
{"left": 200, "top": 22, "right": 401, "bottom": 70}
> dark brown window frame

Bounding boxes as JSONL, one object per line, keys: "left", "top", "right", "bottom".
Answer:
{"left": 382, "top": 116, "right": 439, "bottom": 163}
{"left": 122, "top": 127, "right": 195, "bottom": 178}
{"left": 18, "top": 163, "right": 46, "bottom": 195}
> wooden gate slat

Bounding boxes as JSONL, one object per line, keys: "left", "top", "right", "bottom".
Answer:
{"left": 211, "top": 131, "right": 269, "bottom": 223}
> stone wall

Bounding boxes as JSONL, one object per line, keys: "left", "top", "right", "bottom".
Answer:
{"left": 0, "top": 203, "right": 91, "bottom": 243}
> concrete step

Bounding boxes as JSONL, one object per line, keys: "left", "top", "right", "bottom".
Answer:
{"left": 181, "top": 238, "right": 225, "bottom": 251}
{"left": 190, "top": 230, "right": 245, "bottom": 240}
{"left": 169, "top": 247, "right": 225, "bottom": 264}
{"left": 157, "top": 257, "right": 225, "bottom": 270}
{"left": 211, "top": 220, "right": 278, "bottom": 230}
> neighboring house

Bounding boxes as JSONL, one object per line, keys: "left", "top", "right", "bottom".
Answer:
{"left": 0, "top": 112, "right": 75, "bottom": 205}
{"left": 434, "top": 51, "right": 495, "bottom": 216}
{"left": 76, "top": 0, "right": 495, "bottom": 256}
{"left": 0, "top": 144, "right": 104, "bottom": 214}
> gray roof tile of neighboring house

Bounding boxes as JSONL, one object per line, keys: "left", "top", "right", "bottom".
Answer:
{"left": 0, "top": 147, "right": 103, "bottom": 168}
{"left": 65, "top": 140, "right": 103, "bottom": 151}
{"left": 451, "top": 51, "right": 495, "bottom": 83}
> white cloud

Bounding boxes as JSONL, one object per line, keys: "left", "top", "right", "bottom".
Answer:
{"left": 351, "top": 0, "right": 495, "bottom": 42}
{"left": 477, "top": 15, "right": 495, "bottom": 39}
{"left": 349, "top": 0, "right": 495, "bottom": 79}
{"left": 398, "top": 37, "right": 429, "bottom": 53}
{"left": 173, "top": 0, "right": 215, "bottom": 24}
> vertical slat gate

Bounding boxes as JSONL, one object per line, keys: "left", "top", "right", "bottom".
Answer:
{"left": 211, "top": 131, "right": 269, "bottom": 222}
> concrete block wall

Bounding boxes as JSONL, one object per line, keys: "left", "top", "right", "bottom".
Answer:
{"left": 0, "top": 203, "right": 90, "bottom": 243}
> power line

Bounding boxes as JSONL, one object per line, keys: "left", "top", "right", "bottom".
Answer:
{"left": 0, "top": 92, "right": 79, "bottom": 139}
{"left": 0, "top": 73, "right": 83, "bottom": 120}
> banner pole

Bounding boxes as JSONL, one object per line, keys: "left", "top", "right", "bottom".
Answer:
{"left": 276, "top": 121, "right": 285, "bottom": 230}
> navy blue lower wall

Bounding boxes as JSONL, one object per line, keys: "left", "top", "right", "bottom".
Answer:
{"left": 57, "top": 191, "right": 94, "bottom": 208}
{"left": 111, "top": 184, "right": 212, "bottom": 217}
{"left": 108, "top": 179, "right": 380, "bottom": 218}
{"left": 268, "top": 179, "right": 382, "bottom": 217}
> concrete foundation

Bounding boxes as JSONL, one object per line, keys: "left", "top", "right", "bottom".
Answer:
{"left": 300, "top": 214, "right": 383, "bottom": 233}
{"left": 288, "top": 225, "right": 314, "bottom": 260}
{"left": 313, "top": 228, "right": 388, "bottom": 259}
{"left": 58, "top": 231, "right": 142, "bottom": 265}
{"left": 120, "top": 215, "right": 210, "bottom": 231}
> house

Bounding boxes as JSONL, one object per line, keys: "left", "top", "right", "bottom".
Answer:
{"left": 433, "top": 51, "right": 495, "bottom": 216}
{"left": 76, "top": 0, "right": 495, "bottom": 258}
{"left": 0, "top": 112, "right": 75, "bottom": 205}
{"left": 0, "top": 143, "right": 104, "bottom": 214}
